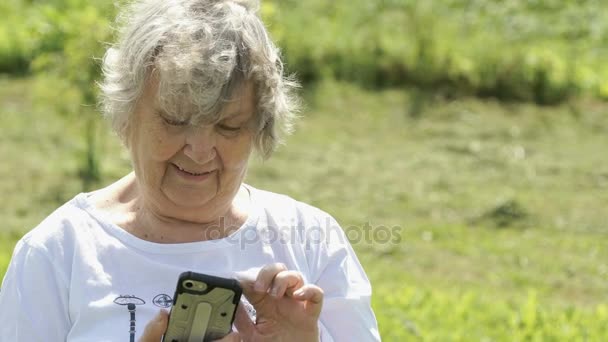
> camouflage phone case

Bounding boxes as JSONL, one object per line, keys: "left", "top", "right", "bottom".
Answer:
{"left": 162, "top": 272, "right": 242, "bottom": 342}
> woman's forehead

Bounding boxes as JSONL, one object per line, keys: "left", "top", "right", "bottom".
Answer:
{"left": 217, "top": 82, "right": 256, "bottom": 118}
{"left": 148, "top": 78, "right": 256, "bottom": 121}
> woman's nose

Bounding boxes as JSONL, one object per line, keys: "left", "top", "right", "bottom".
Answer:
{"left": 184, "top": 125, "right": 217, "bottom": 163}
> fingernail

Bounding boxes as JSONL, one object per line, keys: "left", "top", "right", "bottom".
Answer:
{"left": 293, "top": 289, "right": 305, "bottom": 297}
{"left": 270, "top": 287, "right": 278, "bottom": 297}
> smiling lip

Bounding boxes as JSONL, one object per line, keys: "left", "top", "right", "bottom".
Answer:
{"left": 173, "top": 164, "right": 215, "bottom": 181}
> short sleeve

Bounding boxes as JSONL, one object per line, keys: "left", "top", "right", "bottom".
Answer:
{"left": 0, "top": 239, "right": 71, "bottom": 341}
{"left": 311, "top": 216, "right": 381, "bottom": 341}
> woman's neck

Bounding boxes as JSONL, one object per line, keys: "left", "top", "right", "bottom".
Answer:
{"left": 90, "top": 172, "right": 251, "bottom": 243}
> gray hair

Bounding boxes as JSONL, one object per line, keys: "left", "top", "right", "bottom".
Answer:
{"left": 99, "top": 0, "right": 299, "bottom": 158}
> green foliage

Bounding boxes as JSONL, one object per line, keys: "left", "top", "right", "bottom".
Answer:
{"left": 29, "top": 3, "right": 115, "bottom": 189}
{"left": 2, "top": 0, "right": 608, "bottom": 102}
{"left": 0, "top": 2, "right": 34, "bottom": 74}
{"left": 264, "top": 0, "right": 608, "bottom": 103}
{"left": 0, "top": 1, "right": 114, "bottom": 74}
{"left": 30, "top": 4, "right": 113, "bottom": 100}
{"left": 0, "top": 1, "right": 119, "bottom": 189}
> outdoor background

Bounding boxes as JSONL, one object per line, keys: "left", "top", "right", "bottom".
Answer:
{"left": 1, "top": 0, "right": 607, "bottom": 340}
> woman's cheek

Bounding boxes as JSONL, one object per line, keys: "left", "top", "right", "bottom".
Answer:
{"left": 152, "top": 129, "right": 185, "bottom": 161}
{"left": 223, "top": 136, "right": 253, "bottom": 169}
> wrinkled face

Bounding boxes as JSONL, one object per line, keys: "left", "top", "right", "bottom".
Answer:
{"left": 128, "top": 78, "right": 255, "bottom": 222}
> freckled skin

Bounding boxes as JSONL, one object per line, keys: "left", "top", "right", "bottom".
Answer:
{"left": 89, "top": 78, "right": 257, "bottom": 243}
{"left": 127, "top": 78, "right": 256, "bottom": 226}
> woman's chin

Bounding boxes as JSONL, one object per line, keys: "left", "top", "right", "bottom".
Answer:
{"left": 161, "top": 186, "right": 217, "bottom": 210}
{"left": 174, "top": 194, "right": 214, "bottom": 208}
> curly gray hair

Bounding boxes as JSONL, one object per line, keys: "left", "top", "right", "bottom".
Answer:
{"left": 99, "top": 0, "right": 299, "bottom": 158}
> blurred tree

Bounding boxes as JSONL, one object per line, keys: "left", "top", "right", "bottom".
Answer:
{"left": 31, "top": 4, "right": 114, "bottom": 190}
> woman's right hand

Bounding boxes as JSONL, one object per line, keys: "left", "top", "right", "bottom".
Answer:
{"left": 138, "top": 310, "right": 241, "bottom": 342}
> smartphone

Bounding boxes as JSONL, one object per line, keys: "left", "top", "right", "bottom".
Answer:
{"left": 162, "top": 271, "right": 242, "bottom": 342}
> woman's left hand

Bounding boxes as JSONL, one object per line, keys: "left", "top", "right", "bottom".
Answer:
{"left": 138, "top": 310, "right": 241, "bottom": 342}
{"left": 235, "top": 263, "right": 323, "bottom": 342}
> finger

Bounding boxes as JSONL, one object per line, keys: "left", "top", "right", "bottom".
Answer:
{"left": 293, "top": 284, "right": 324, "bottom": 304}
{"left": 233, "top": 302, "right": 256, "bottom": 337}
{"left": 236, "top": 278, "right": 265, "bottom": 307}
{"left": 254, "top": 263, "right": 287, "bottom": 293}
{"left": 213, "top": 331, "right": 241, "bottom": 341}
{"left": 270, "top": 271, "right": 304, "bottom": 298}
{"left": 138, "top": 309, "right": 169, "bottom": 342}
{"left": 292, "top": 285, "right": 324, "bottom": 315}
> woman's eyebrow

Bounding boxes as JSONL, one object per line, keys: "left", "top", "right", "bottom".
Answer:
{"left": 222, "top": 111, "right": 252, "bottom": 120}
{"left": 154, "top": 108, "right": 171, "bottom": 116}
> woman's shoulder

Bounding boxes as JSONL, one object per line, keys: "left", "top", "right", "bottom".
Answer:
{"left": 248, "top": 185, "right": 339, "bottom": 229}
{"left": 17, "top": 193, "right": 97, "bottom": 253}
{"left": 248, "top": 185, "right": 331, "bottom": 218}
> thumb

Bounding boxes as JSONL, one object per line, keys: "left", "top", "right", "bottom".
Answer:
{"left": 139, "top": 310, "right": 169, "bottom": 342}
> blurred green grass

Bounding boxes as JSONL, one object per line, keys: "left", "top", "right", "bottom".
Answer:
{"left": 1, "top": 77, "right": 607, "bottom": 340}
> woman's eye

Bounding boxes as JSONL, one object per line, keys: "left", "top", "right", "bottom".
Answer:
{"left": 161, "top": 116, "right": 189, "bottom": 127}
{"left": 216, "top": 124, "right": 242, "bottom": 132}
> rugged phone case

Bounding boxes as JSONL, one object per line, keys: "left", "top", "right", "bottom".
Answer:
{"left": 162, "top": 271, "right": 242, "bottom": 342}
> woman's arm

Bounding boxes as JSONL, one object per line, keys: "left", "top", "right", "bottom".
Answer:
{"left": 312, "top": 217, "right": 381, "bottom": 342}
{"left": 0, "top": 239, "right": 71, "bottom": 341}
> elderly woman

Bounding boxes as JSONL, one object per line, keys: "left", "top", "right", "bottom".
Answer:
{"left": 0, "top": 0, "right": 379, "bottom": 341}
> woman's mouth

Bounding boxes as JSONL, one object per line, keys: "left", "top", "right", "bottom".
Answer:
{"left": 173, "top": 164, "right": 215, "bottom": 180}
